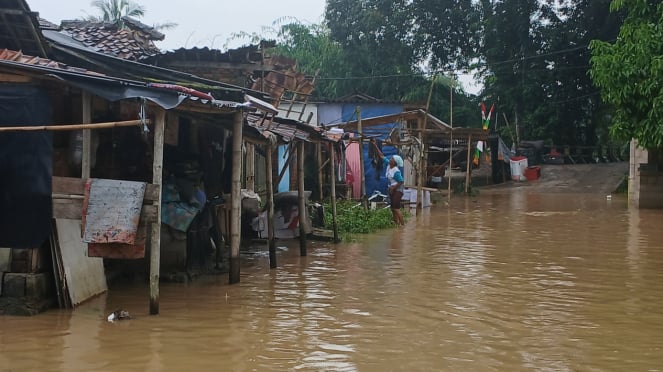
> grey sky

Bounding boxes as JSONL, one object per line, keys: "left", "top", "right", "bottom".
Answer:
{"left": 26, "top": 0, "right": 326, "bottom": 50}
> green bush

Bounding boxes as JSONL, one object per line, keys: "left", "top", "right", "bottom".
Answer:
{"left": 322, "top": 201, "right": 399, "bottom": 240}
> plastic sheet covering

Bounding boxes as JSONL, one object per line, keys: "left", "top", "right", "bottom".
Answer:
{"left": 0, "top": 85, "right": 52, "bottom": 248}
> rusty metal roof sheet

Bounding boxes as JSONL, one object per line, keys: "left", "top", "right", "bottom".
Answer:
{"left": 246, "top": 113, "right": 326, "bottom": 143}
{"left": 0, "top": 48, "right": 98, "bottom": 74}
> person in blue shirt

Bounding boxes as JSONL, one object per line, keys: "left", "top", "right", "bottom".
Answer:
{"left": 370, "top": 139, "right": 405, "bottom": 226}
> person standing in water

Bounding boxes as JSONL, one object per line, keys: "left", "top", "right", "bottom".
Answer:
{"left": 370, "top": 139, "right": 405, "bottom": 226}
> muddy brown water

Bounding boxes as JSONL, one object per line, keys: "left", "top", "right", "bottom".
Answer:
{"left": 1, "top": 190, "right": 662, "bottom": 371}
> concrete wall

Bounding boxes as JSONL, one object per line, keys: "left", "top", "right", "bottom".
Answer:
{"left": 629, "top": 139, "right": 663, "bottom": 208}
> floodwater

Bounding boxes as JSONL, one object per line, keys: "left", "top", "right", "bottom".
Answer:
{"left": 2, "top": 189, "right": 663, "bottom": 371}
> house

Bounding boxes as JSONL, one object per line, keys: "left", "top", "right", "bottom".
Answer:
{"left": 0, "top": 0, "right": 331, "bottom": 315}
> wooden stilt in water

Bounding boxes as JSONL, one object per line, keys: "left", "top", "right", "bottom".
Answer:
{"left": 465, "top": 134, "right": 472, "bottom": 194}
{"left": 417, "top": 118, "right": 425, "bottom": 209}
{"left": 298, "top": 141, "right": 307, "bottom": 256}
{"left": 330, "top": 143, "right": 340, "bottom": 243}
{"left": 229, "top": 111, "right": 243, "bottom": 284}
{"left": 357, "top": 107, "right": 367, "bottom": 208}
{"left": 266, "top": 142, "right": 277, "bottom": 268}
{"left": 317, "top": 143, "right": 324, "bottom": 201}
{"left": 150, "top": 109, "right": 165, "bottom": 315}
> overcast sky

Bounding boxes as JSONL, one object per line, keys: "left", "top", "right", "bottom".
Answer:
{"left": 26, "top": 0, "right": 327, "bottom": 50}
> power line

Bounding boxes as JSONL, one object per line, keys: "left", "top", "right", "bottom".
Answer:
{"left": 310, "top": 41, "right": 608, "bottom": 82}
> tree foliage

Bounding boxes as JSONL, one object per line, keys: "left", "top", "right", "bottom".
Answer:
{"left": 590, "top": 0, "right": 663, "bottom": 148}
{"left": 477, "top": 0, "right": 622, "bottom": 146}
{"left": 265, "top": 1, "right": 626, "bottom": 145}
{"left": 87, "top": 0, "right": 145, "bottom": 27}
{"left": 85, "top": 0, "right": 176, "bottom": 30}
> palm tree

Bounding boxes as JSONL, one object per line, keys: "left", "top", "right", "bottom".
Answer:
{"left": 85, "top": 0, "right": 177, "bottom": 31}
{"left": 88, "top": 0, "right": 146, "bottom": 28}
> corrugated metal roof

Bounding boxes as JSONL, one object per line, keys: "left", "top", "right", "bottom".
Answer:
{"left": 0, "top": 48, "right": 248, "bottom": 112}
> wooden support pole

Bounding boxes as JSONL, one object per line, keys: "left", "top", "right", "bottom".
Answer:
{"left": 149, "top": 108, "right": 165, "bottom": 315}
{"left": 417, "top": 117, "right": 425, "bottom": 209}
{"left": 330, "top": 143, "right": 340, "bottom": 243}
{"left": 465, "top": 133, "right": 472, "bottom": 194}
{"left": 448, "top": 76, "right": 454, "bottom": 202}
{"left": 229, "top": 111, "right": 243, "bottom": 284}
{"left": 419, "top": 74, "right": 435, "bottom": 209}
{"left": 317, "top": 143, "right": 324, "bottom": 201}
{"left": 298, "top": 141, "right": 307, "bottom": 256}
{"left": 266, "top": 142, "right": 277, "bottom": 268}
{"left": 81, "top": 92, "right": 92, "bottom": 179}
{"left": 245, "top": 142, "right": 255, "bottom": 191}
{"left": 357, "top": 106, "right": 367, "bottom": 208}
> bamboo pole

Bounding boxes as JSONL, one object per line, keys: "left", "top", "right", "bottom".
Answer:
{"left": 81, "top": 92, "right": 92, "bottom": 179}
{"left": 266, "top": 142, "right": 277, "bottom": 268}
{"left": 229, "top": 111, "right": 243, "bottom": 284}
{"left": 0, "top": 119, "right": 149, "bottom": 132}
{"left": 357, "top": 106, "right": 367, "bottom": 208}
{"left": 298, "top": 141, "right": 307, "bottom": 256}
{"left": 317, "top": 143, "right": 324, "bottom": 201}
{"left": 465, "top": 134, "right": 472, "bottom": 193}
{"left": 329, "top": 143, "right": 340, "bottom": 243}
{"left": 149, "top": 109, "right": 165, "bottom": 315}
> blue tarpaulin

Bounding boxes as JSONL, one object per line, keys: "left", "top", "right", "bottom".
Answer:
{"left": 341, "top": 104, "right": 402, "bottom": 197}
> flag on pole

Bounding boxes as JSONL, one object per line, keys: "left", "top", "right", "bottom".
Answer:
{"left": 473, "top": 141, "right": 484, "bottom": 166}
{"left": 481, "top": 102, "right": 495, "bottom": 131}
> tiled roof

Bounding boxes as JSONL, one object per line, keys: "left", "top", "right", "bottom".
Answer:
{"left": 59, "top": 17, "right": 162, "bottom": 61}
{"left": 0, "top": 48, "right": 100, "bottom": 75}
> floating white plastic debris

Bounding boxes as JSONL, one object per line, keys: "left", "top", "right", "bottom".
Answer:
{"left": 107, "top": 309, "right": 131, "bottom": 322}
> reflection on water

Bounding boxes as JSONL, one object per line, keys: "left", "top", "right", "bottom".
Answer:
{"left": 2, "top": 190, "right": 663, "bottom": 371}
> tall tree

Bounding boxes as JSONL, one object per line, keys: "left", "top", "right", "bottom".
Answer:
{"left": 590, "top": 0, "right": 663, "bottom": 148}
{"left": 477, "top": 0, "right": 622, "bottom": 146}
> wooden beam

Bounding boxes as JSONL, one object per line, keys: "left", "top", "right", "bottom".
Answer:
{"left": 52, "top": 176, "right": 159, "bottom": 201}
{"left": 0, "top": 72, "right": 32, "bottom": 83}
{"left": 149, "top": 109, "right": 165, "bottom": 315}
{"left": 275, "top": 143, "right": 296, "bottom": 187}
{"left": 53, "top": 199, "right": 157, "bottom": 222}
{"left": 229, "top": 111, "right": 243, "bottom": 284}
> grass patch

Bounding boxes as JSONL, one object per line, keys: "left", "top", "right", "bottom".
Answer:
{"left": 322, "top": 201, "right": 402, "bottom": 241}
